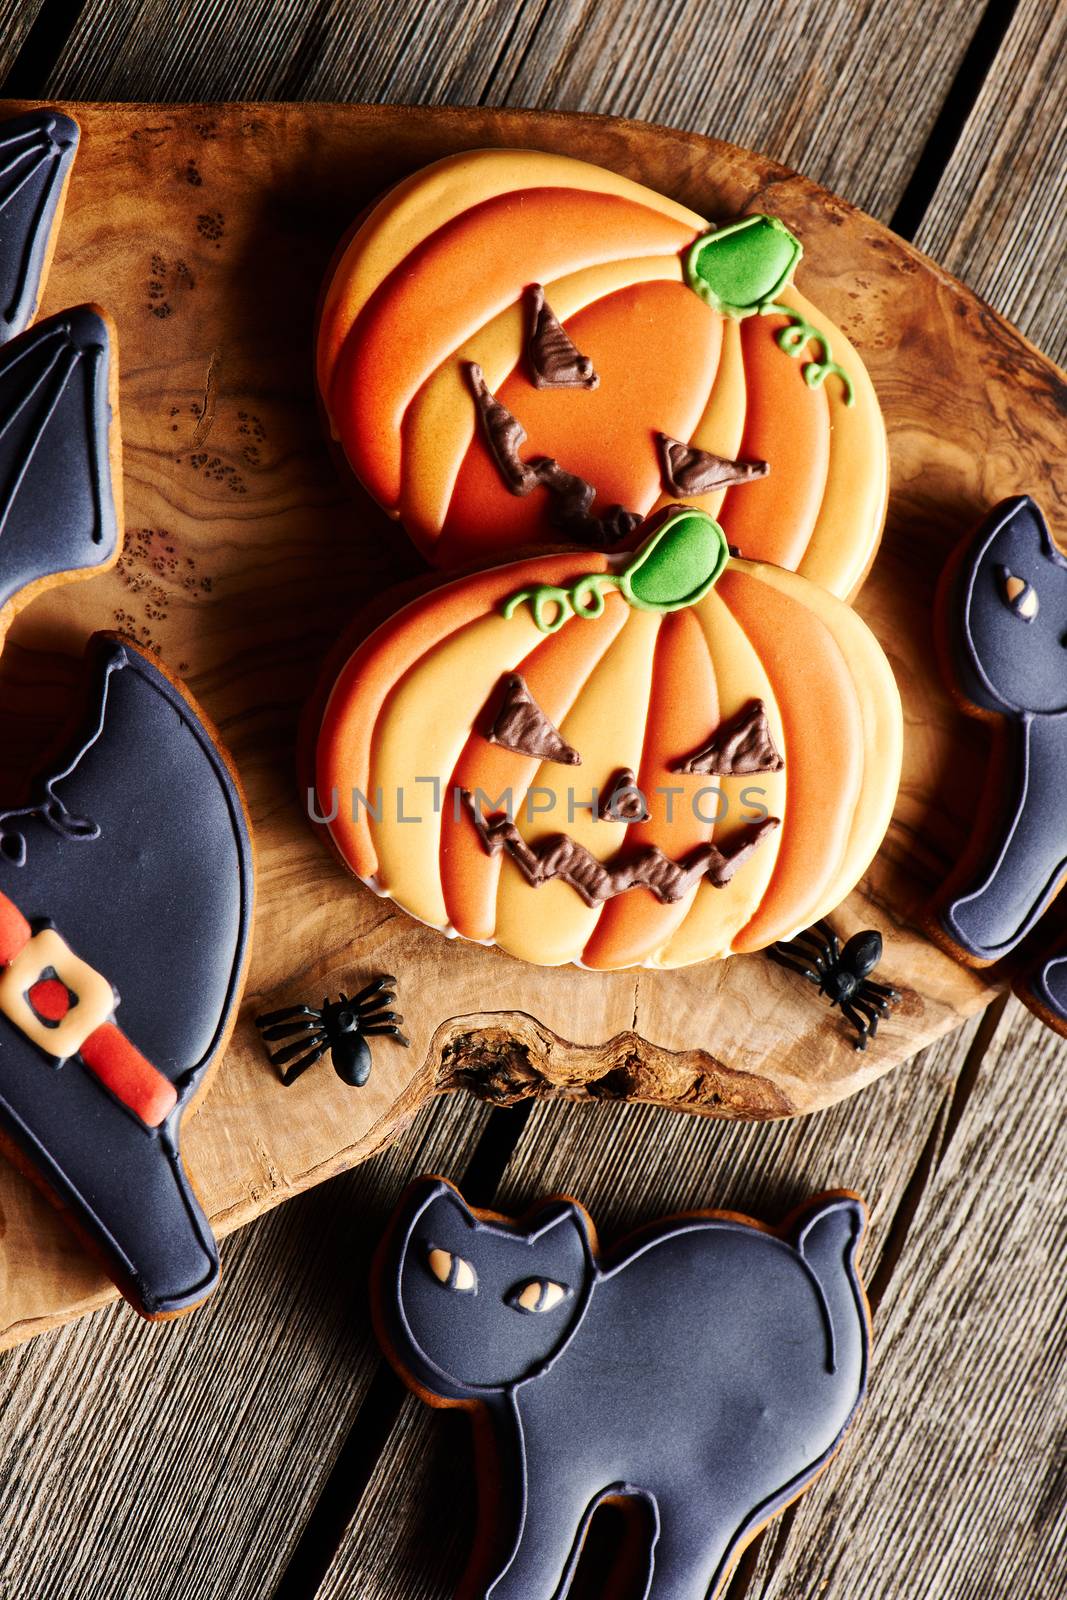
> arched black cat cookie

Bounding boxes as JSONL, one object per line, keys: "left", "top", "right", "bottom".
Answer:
{"left": 929, "top": 495, "right": 1067, "bottom": 1033}
{"left": 0, "top": 634, "right": 254, "bottom": 1318}
{"left": 373, "top": 1176, "right": 871, "bottom": 1600}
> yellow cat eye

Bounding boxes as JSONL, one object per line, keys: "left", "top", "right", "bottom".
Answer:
{"left": 508, "top": 1279, "right": 569, "bottom": 1314}
{"left": 996, "top": 565, "right": 1039, "bottom": 621}
{"left": 426, "top": 1246, "right": 477, "bottom": 1293}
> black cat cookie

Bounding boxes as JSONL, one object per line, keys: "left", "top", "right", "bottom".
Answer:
{"left": 0, "top": 635, "right": 255, "bottom": 1318}
{"left": 373, "top": 1176, "right": 871, "bottom": 1600}
{"left": 930, "top": 495, "right": 1067, "bottom": 1035}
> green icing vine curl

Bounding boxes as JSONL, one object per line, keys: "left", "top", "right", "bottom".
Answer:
{"left": 502, "top": 507, "right": 730, "bottom": 635}
{"left": 760, "top": 301, "right": 855, "bottom": 405}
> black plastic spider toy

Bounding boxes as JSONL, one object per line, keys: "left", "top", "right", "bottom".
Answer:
{"left": 255, "top": 976, "right": 409, "bottom": 1087}
{"left": 769, "top": 922, "right": 901, "bottom": 1051}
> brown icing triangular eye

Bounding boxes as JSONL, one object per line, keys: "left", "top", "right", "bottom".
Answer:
{"left": 996, "top": 565, "right": 1039, "bottom": 621}
{"left": 656, "top": 433, "right": 769, "bottom": 496}
{"left": 487, "top": 674, "right": 581, "bottom": 765}
{"left": 595, "top": 768, "right": 650, "bottom": 822}
{"left": 525, "top": 285, "right": 599, "bottom": 390}
{"left": 673, "top": 699, "right": 784, "bottom": 776}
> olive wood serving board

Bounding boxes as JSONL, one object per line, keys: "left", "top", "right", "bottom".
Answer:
{"left": 0, "top": 99, "right": 1060, "bottom": 1346}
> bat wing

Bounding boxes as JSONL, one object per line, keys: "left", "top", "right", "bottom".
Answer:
{"left": 0, "top": 304, "right": 120, "bottom": 627}
{"left": 0, "top": 109, "right": 79, "bottom": 343}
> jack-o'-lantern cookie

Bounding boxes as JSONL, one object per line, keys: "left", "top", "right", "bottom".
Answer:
{"left": 373, "top": 1175, "right": 870, "bottom": 1600}
{"left": 317, "top": 148, "right": 887, "bottom": 597}
{"left": 313, "top": 506, "right": 902, "bottom": 970}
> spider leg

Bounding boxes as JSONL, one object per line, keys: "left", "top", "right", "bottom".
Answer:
{"left": 363, "top": 1022, "right": 411, "bottom": 1047}
{"left": 861, "top": 979, "right": 901, "bottom": 1002}
{"left": 267, "top": 1030, "right": 329, "bottom": 1068}
{"left": 256, "top": 1015, "right": 322, "bottom": 1043}
{"left": 855, "top": 983, "right": 894, "bottom": 1015}
{"left": 769, "top": 948, "right": 822, "bottom": 985}
{"left": 852, "top": 995, "right": 886, "bottom": 1029}
{"left": 839, "top": 1000, "right": 872, "bottom": 1051}
{"left": 789, "top": 928, "right": 831, "bottom": 960}
{"left": 279, "top": 1040, "right": 331, "bottom": 1086}
{"left": 255, "top": 1003, "right": 321, "bottom": 1029}
{"left": 358, "top": 1006, "right": 404, "bottom": 1027}
{"left": 352, "top": 975, "right": 399, "bottom": 1009}
{"left": 787, "top": 936, "right": 831, "bottom": 977}
{"left": 814, "top": 920, "right": 840, "bottom": 962}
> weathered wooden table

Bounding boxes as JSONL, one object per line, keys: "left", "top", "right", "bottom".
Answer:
{"left": 0, "top": 3, "right": 1063, "bottom": 1597}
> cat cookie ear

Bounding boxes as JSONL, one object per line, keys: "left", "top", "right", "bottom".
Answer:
{"left": 522, "top": 1199, "right": 596, "bottom": 1265}
{"left": 794, "top": 1193, "right": 866, "bottom": 1265}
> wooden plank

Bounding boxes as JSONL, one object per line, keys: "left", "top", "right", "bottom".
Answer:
{"left": 44, "top": 0, "right": 988, "bottom": 220}
{"left": 0, "top": 1090, "right": 495, "bottom": 1600}
{"left": 316, "top": 1010, "right": 991, "bottom": 1598}
{"left": 915, "top": 0, "right": 1067, "bottom": 364}
{"left": 0, "top": 98, "right": 1032, "bottom": 1347}
{"left": 43, "top": 0, "right": 552, "bottom": 104}
{"left": 742, "top": 1001, "right": 1067, "bottom": 1599}
{"left": 0, "top": 1, "right": 47, "bottom": 83}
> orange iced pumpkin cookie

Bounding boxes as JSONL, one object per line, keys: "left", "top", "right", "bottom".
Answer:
{"left": 318, "top": 149, "right": 887, "bottom": 599}
{"left": 314, "top": 507, "right": 901, "bottom": 970}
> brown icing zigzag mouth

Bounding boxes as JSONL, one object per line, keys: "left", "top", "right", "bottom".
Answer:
{"left": 466, "top": 362, "right": 641, "bottom": 546}
{"left": 461, "top": 789, "right": 780, "bottom": 907}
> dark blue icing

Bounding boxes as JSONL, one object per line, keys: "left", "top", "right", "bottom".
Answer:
{"left": 1017, "top": 944, "right": 1067, "bottom": 1033}
{"left": 376, "top": 1177, "right": 870, "bottom": 1600}
{"left": 0, "top": 637, "right": 254, "bottom": 1316}
{"left": 939, "top": 496, "right": 1067, "bottom": 963}
{"left": 0, "top": 110, "right": 78, "bottom": 345}
{"left": 0, "top": 305, "right": 119, "bottom": 622}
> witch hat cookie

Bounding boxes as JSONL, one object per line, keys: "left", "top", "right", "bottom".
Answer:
{"left": 0, "top": 636, "right": 254, "bottom": 1317}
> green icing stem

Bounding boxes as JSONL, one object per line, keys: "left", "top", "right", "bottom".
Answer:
{"left": 503, "top": 508, "right": 731, "bottom": 634}
{"left": 503, "top": 573, "right": 616, "bottom": 634}
{"left": 761, "top": 301, "right": 855, "bottom": 405}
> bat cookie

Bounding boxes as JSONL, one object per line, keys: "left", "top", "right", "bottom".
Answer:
{"left": 0, "top": 636, "right": 254, "bottom": 1318}
{"left": 0, "top": 110, "right": 122, "bottom": 643}
{"left": 312, "top": 505, "right": 902, "bottom": 969}
{"left": 373, "top": 1176, "right": 871, "bottom": 1600}
{"left": 930, "top": 496, "right": 1067, "bottom": 1034}
{"left": 317, "top": 148, "right": 887, "bottom": 597}
{"left": 0, "top": 108, "right": 79, "bottom": 346}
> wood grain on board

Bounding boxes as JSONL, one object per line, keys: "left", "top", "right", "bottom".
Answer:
{"left": 39, "top": 0, "right": 995, "bottom": 224}
{"left": 0, "top": 96, "right": 1062, "bottom": 1345}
